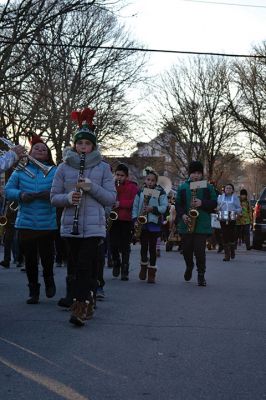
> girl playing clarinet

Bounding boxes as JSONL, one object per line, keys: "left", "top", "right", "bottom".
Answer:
{"left": 132, "top": 168, "right": 168, "bottom": 284}
{"left": 51, "top": 108, "right": 116, "bottom": 327}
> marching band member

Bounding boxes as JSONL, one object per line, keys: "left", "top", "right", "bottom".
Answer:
{"left": 0, "top": 144, "right": 26, "bottom": 173}
{"left": 175, "top": 161, "right": 217, "bottom": 286}
{"left": 217, "top": 183, "right": 242, "bottom": 261}
{"left": 236, "top": 189, "right": 252, "bottom": 250}
{"left": 132, "top": 168, "right": 168, "bottom": 284}
{"left": 5, "top": 135, "right": 57, "bottom": 303}
{"left": 50, "top": 108, "right": 116, "bottom": 327}
{"left": 109, "top": 163, "right": 138, "bottom": 281}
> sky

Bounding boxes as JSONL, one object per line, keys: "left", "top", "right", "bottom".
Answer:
{"left": 115, "top": 0, "right": 266, "bottom": 151}
{"left": 119, "top": 0, "right": 266, "bottom": 74}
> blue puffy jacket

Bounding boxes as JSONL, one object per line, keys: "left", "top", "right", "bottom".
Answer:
{"left": 5, "top": 163, "right": 57, "bottom": 230}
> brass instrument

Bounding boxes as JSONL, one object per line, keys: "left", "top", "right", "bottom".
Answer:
{"left": 0, "top": 197, "right": 8, "bottom": 226}
{"left": 135, "top": 193, "right": 150, "bottom": 241}
{"left": 0, "top": 137, "right": 53, "bottom": 177}
{"left": 0, "top": 200, "right": 18, "bottom": 226}
{"left": 0, "top": 149, "right": 35, "bottom": 178}
{"left": 0, "top": 213, "right": 7, "bottom": 226}
{"left": 106, "top": 180, "right": 120, "bottom": 232}
{"left": 187, "top": 188, "right": 199, "bottom": 233}
{"left": 167, "top": 205, "right": 179, "bottom": 242}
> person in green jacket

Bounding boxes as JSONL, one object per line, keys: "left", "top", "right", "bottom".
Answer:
{"left": 175, "top": 161, "right": 217, "bottom": 286}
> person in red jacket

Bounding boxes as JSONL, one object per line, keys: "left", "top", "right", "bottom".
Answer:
{"left": 109, "top": 163, "right": 138, "bottom": 281}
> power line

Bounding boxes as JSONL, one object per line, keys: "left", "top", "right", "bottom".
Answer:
{"left": 1, "top": 39, "right": 265, "bottom": 59}
{"left": 183, "top": 0, "right": 266, "bottom": 8}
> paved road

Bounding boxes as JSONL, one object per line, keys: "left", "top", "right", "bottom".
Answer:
{"left": 0, "top": 243, "right": 266, "bottom": 400}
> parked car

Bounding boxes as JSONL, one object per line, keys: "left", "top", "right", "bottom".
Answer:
{"left": 252, "top": 187, "right": 266, "bottom": 249}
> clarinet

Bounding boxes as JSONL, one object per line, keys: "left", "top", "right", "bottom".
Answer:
{"left": 71, "top": 152, "right": 86, "bottom": 235}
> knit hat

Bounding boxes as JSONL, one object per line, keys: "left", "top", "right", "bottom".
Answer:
{"left": 240, "top": 189, "right": 247, "bottom": 196}
{"left": 188, "top": 161, "right": 204, "bottom": 175}
{"left": 29, "top": 133, "right": 44, "bottom": 149}
{"left": 71, "top": 108, "right": 96, "bottom": 145}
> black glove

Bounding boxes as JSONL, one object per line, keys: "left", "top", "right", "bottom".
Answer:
{"left": 20, "top": 192, "right": 38, "bottom": 203}
{"left": 35, "top": 191, "right": 50, "bottom": 200}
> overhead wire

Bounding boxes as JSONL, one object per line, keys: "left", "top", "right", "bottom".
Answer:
{"left": 0, "top": 39, "right": 265, "bottom": 59}
{"left": 182, "top": 0, "right": 266, "bottom": 8}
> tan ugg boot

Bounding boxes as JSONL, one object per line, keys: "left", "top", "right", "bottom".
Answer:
{"left": 147, "top": 266, "right": 157, "bottom": 284}
{"left": 85, "top": 292, "right": 95, "bottom": 320}
{"left": 69, "top": 299, "right": 89, "bottom": 327}
{"left": 139, "top": 261, "right": 149, "bottom": 280}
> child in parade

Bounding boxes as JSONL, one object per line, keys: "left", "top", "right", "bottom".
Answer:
{"left": 109, "top": 163, "right": 138, "bottom": 281}
{"left": 50, "top": 108, "right": 116, "bottom": 327}
{"left": 5, "top": 135, "right": 57, "bottom": 303}
{"left": 0, "top": 143, "right": 26, "bottom": 173}
{"left": 217, "top": 183, "right": 242, "bottom": 261}
{"left": 236, "top": 189, "right": 252, "bottom": 250}
{"left": 132, "top": 169, "right": 168, "bottom": 284}
{"left": 175, "top": 161, "right": 217, "bottom": 286}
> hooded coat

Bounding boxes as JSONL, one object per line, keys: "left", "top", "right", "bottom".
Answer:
{"left": 50, "top": 147, "right": 116, "bottom": 238}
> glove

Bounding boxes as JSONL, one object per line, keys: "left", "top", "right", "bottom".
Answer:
{"left": 76, "top": 178, "right": 92, "bottom": 192}
{"left": 20, "top": 192, "right": 38, "bottom": 203}
{"left": 35, "top": 191, "right": 50, "bottom": 200}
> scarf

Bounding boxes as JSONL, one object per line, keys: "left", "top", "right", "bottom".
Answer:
{"left": 63, "top": 147, "right": 102, "bottom": 170}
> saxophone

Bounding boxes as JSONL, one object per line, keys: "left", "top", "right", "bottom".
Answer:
{"left": 106, "top": 180, "right": 120, "bottom": 232}
{"left": 187, "top": 188, "right": 199, "bottom": 233}
{"left": 134, "top": 193, "right": 150, "bottom": 241}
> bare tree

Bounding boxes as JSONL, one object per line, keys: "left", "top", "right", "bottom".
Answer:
{"left": 0, "top": 1, "right": 146, "bottom": 160}
{"left": 229, "top": 42, "right": 266, "bottom": 164}
{"left": 149, "top": 56, "right": 240, "bottom": 179}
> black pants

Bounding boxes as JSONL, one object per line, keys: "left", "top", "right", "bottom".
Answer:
{"left": 2, "top": 225, "right": 16, "bottom": 263}
{"left": 236, "top": 224, "right": 251, "bottom": 248}
{"left": 110, "top": 220, "right": 132, "bottom": 266}
{"left": 54, "top": 230, "right": 66, "bottom": 264}
{"left": 97, "top": 240, "right": 105, "bottom": 288}
{"left": 220, "top": 221, "right": 236, "bottom": 244}
{"left": 140, "top": 230, "right": 160, "bottom": 267}
{"left": 19, "top": 230, "right": 55, "bottom": 285}
{"left": 65, "top": 237, "right": 102, "bottom": 301}
{"left": 181, "top": 233, "right": 208, "bottom": 274}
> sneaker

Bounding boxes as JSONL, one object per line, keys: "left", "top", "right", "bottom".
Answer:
{"left": 184, "top": 266, "right": 193, "bottom": 281}
{"left": 96, "top": 287, "right": 105, "bottom": 300}
{"left": 198, "top": 274, "right": 206, "bottom": 287}
{"left": 0, "top": 260, "right": 10, "bottom": 268}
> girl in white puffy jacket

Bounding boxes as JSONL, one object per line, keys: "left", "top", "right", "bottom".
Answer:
{"left": 50, "top": 110, "right": 116, "bottom": 327}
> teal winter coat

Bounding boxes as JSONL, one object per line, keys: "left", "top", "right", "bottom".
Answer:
{"left": 132, "top": 185, "right": 168, "bottom": 225}
{"left": 175, "top": 180, "right": 217, "bottom": 235}
{"left": 5, "top": 163, "right": 57, "bottom": 231}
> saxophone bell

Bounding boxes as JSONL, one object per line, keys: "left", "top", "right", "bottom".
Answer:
{"left": 109, "top": 210, "right": 118, "bottom": 221}
{"left": 0, "top": 215, "right": 7, "bottom": 226}
{"left": 137, "top": 215, "right": 147, "bottom": 225}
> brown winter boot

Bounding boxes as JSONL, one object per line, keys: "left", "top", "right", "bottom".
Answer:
{"left": 139, "top": 261, "right": 149, "bottom": 280}
{"left": 85, "top": 292, "right": 95, "bottom": 320}
{"left": 147, "top": 266, "right": 157, "bottom": 284}
{"left": 223, "top": 244, "right": 231, "bottom": 261}
{"left": 69, "top": 299, "right": 89, "bottom": 327}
